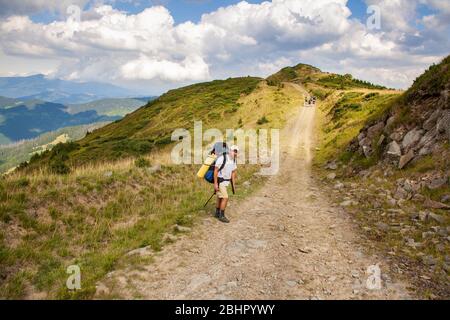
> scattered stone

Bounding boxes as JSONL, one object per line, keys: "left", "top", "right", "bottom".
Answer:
{"left": 441, "top": 194, "right": 450, "bottom": 203}
{"left": 376, "top": 222, "right": 390, "bottom": 232}
{"left": 286, "top": 280, "right": 297, "bottom": 287}
{"left": 386, "top": 141, "right": 401, "bottom": 157}
{"left": 398, "top": 150, "right": 415, "bottom": 169}
{"left": 428, "top": 212, "right": 446, "bottom": 223}
{"left": 281, "top": 242, "right": 288, "bottom": 247}
{"left": 405, "top": 238, "right": 422, "bottom": 249}
{"left": 243, "top": 181, "right": 251, "bottom": 187}
{"left": 410, "top": 212, "right": 420, "bottom": 220}
{"left": 326, "top": 162, "right": 338, "bottom": 170}
{"left": 424, "top": 199, "right": 450, "bottom": 210}
{"left": 428, "top": 178, "right": 448, "bottom": 190}
{"left": 437, "top": 227, "right": 448, "bottom": 237}
{"left": 298, "top": 248, "right": 311, "bottom": 254}
{"left": 394, "top": 186, "right": 409, "bottom": 200}
{"left": 422, "top": 231, "right": 434, "bottom": 239}
{"left": 334, "top": 182, "right": 344, "bottom": 189}
{"left": 387, "top": 197, "right": 397, "bottom": 206}
{"left": 422, "top": 255, "right": 437, "bottom": 266}
{"left": 351, "top": 270, "right": 360, "bottom": 278}
{"left": 412, "top": 193, "right": 426, "bottom": 202}
{"left": 163, "top": 233, "right": 178, "bottom": 242}
{"left": 327, "top": 173, "right": 337, "bottom": 180}
{"left": 126, "top": 245, "right": 153, "bottom": 257}
{"left": 389, "top": 131, "right": 404, "bottom": 142}
{"left": 418, "top": 211, "right": 429, "bottom": 221}
{"left": 340, "top": 200, "right": 357, "bottom": 207}
{"left": 174, "top": 225, "right": 192, "bottom": 233}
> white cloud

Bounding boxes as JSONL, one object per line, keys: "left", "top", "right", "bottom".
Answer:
{"left": 0, "top": 0, "right": 449, "bottom": 92}
{"left": 121, "top": 55, "right": 210, "bottom": 81}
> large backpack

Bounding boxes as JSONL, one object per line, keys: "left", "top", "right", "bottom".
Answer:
{"left": 204, "top": 154, "right": 227, "bottom": 184}
{"left": 204, "top": 142, "right": 229, "bottom": 184}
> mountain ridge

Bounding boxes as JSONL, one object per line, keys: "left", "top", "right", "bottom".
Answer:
{"left": 0, "top": 74, "right": 141, "bottom": 104}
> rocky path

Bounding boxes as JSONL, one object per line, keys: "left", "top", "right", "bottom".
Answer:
{"left": 95, "top": 86, "right": 413, "bottom": 300}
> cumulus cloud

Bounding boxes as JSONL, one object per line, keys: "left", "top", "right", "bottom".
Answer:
{"left": 0, "top": 0, "right": 89, "bottom": 17}
{"left": 0, "top": 0, "right": 449, "bottom": 92}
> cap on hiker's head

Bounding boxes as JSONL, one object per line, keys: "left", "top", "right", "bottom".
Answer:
{"left": 230, "top": 145, "right": 239, "bottom": 152}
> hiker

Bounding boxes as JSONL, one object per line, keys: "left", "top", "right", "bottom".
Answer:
{"left": 214, "top": 145, "right": 239, "bottom": 223}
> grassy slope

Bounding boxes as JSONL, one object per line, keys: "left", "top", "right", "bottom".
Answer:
{"left": 0, "top": 79, "right": 302, "bottom": 299}
{"left": 66, "top": 98, "right": 152, "bottom": 117}
{"left": 314, "top": 90, "right": 401, "bottom": 166}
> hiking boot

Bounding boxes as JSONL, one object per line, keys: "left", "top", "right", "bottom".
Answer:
{"left": 214, "top": 209, "right": 220, "bottom": 218}
{"left": 218, "top": 212, "right": 230, "bottom": 223}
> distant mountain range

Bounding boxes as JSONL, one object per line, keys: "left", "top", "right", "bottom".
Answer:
{"left": 0, "top": 74, "right": 156, "bottom": 144}
{"left": 0, "top": 74, "right": 140, "bottom": 104}
{"left": 0, "top": 95, "right": 156, "bottom": 144}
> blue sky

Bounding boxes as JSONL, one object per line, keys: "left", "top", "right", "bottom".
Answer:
{"left": 0, "top": 0, "right": 449, "bottom": 94}
{"left": 29, "top": 0, "right": 374, "bottom": 24}
{"left": 27, "top": 0, "right": 438, "bottom": 25}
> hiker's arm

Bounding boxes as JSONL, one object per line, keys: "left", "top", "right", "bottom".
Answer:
{"left": 231, "top": 170, "right": 237, "bottom": 185}
{"left": 213, "top": 167, "right": 219, "bottom": 192}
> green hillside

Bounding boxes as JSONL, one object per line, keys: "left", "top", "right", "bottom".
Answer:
{"left": 266, "top": 63, "right": 323, "bottom": 86}
{"left": 22, "top": 77, "right": 264, "bottom": 170}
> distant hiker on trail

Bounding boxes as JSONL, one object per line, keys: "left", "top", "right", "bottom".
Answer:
{"left": 214, "top": 145, "right": 239, "bottom": 223}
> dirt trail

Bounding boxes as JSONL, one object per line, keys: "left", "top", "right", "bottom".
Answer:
{"left": 96, "top": 84, "right": 413, "bottom": 300}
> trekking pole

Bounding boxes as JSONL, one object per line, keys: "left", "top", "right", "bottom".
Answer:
{"left": 203, "top": 191, "right": 216, "bottom": 207}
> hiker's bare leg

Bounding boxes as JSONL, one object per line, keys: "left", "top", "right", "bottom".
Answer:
{"left": 220, "top": 198, "right": 228, "bottom": 210}
{"left": 216, "top": 197, "right": 221, "bottom": 210}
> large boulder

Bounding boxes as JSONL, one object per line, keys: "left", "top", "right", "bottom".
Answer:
{"left": 386, "top": 116, "right": 396, "bottom": 128}
{"left": 402, "top": 128, "right": 424, "bottom": 150}
{"left": 367, "top": 122, "right": 385, "bottom": 139}
{"left": 386, "top": 141, "right": 401, "bottom": 157}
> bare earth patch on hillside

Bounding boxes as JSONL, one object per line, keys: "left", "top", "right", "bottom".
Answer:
{"left": 95, "top": 86, "right": 413, "bottom": 300}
